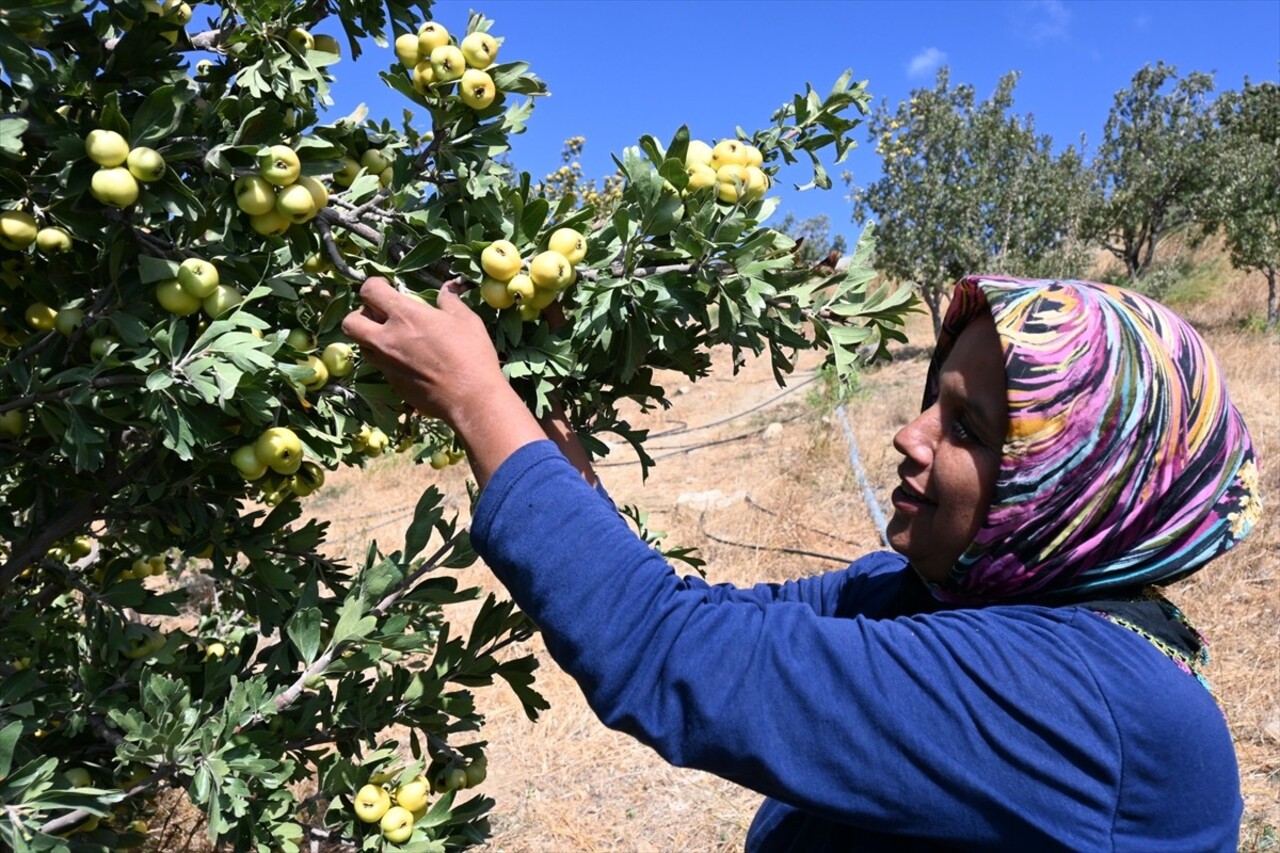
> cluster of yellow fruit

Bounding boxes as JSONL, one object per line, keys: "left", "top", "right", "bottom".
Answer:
{"left": 230, "top": 426, "right": 327, "bottom": 505}
{"left": 395, "top": 22, "right": 500, "bottom": 110}
{"left": 154, "top": 256, "right": 241, "bottom": 319}
{"left": 684, "top": 138, "right": 769, "bottom": 204}
{"left": 233, "top": 145, "right": 330, "bottom": 237}
{"left": 477, "top": 228, "right": 586, "bottom": 321}
{"left": 0, "top": 209, "right": 71, "bottom": 256}
{"left": 83, "top": 128, "right": 166, "bottom": 208}
{"left": 119, "top": 553, "right": 168, "bottom": 581}
{"left": 352, "top": 758, "right": 486, "bottom": 844}
{"left": 130, "top": 0, "right": 192, "bottom": 44}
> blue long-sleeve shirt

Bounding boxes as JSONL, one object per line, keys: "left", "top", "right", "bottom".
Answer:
{"left": 471, "top": 441, "right": 1242, "bottom": 851}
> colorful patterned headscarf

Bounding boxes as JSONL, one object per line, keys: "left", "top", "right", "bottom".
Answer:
{"left": 925, "top": 276, "right": 1261, "bottom": 605}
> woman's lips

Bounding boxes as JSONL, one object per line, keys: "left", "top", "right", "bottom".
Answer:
{"left": 891, "top": 481, "right": 934, "bottom": 511}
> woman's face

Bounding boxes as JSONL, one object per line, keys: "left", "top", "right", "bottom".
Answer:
{"left": 886, "top": 314, "right": 1008, "bottom": 583}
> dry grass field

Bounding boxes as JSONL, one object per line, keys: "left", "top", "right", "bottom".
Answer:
{"left": 144, "top": 253, "right": 1279, "bottom": 851}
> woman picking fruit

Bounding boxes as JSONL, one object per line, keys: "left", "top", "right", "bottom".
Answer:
{"left": 343, "top": 274, "right": 1259, "bottom": 850}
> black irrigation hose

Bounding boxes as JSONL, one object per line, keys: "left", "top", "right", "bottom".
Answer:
{"left": 597, "top": 410, "right": 811, "bottom": 468}
{"left": 743, "top": 495, "right": 864, "bottom": 550}
{"left": 697, "top": 511, "right": 855, "bottom": 566}
{"left": 646, "top": 372, "right": 820, "bottom": 439}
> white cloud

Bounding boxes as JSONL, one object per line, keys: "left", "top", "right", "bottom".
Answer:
{"left": 906, "top": 47, "right": 947, "bottom": 79}
{"left": 1012, "top": 0, "right": 1071, "bottom": 43}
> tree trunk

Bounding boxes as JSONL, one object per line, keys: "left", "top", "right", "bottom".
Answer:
{"left": 925, "top": 283, "right": 944, "bottom": 339}
{"left": 1267, "top": 267, "right": 1278, "bottom": 333}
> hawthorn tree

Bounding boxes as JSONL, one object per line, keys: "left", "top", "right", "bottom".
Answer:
{"left": 1202, "top": 79, "right": 1279, "bottom": 330}
{"left": 1080, "top": 62, "right": 1217, "bottom": 281}
{"left": 849, "top": 68, "right": 1088, "bottom": 336}
{"left": 0, "top": 1, "right": 912, "bottom": 850}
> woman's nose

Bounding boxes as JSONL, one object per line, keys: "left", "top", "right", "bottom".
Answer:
{"left": 893, "top": 404, "right": 939, "bottom": 466}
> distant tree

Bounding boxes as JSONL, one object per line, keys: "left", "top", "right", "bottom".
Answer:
{"left": 850, "top": 68, "right": 1088, "bottom": 336}
{"left": 1202, "top": 79, "right": 1279, "bottom": 330}
{"left": 1081, "top": 63, "right": 1217, "bottom": 281}
{"left": 778, "top": 212, "right": 848, "bottom": 266}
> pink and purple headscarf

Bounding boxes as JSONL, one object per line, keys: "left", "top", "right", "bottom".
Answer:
{"left": 926, "top": 276, "right": 1261, "bottom": 605}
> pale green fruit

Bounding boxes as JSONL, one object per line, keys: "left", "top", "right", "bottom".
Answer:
{"left": 528, "top": 250, "right": 574, "bottom": 291}
{"left": 276, "top": 183, "right": 316, "bottom": 223}
{"left": 177, "top": 257, "right": 219, "bottom": 298}
{"left": 255, "top": 426, "right": 303, "bottom": 475}
{"left": 361, "top": 148, "right": 392, "bottom": 174}
{"left": 715, "top": 164, "right": 748, "bottom": 203}
{"left": 743, "top": 144, "right": 764, "bottom": 169}
{"left": 53, "top": 307, "right": 85, "bottom": 336}
{"left": 458, "top": 68, "right": 495, "bottom": 109}
{"left": 526, "top": 285, "right": 557, "bottom": 310}
{"left": 353, "top": 784, "right": 391, "bottom": 823}
{"left": 333, "top": 156, "right": 361, "bottom": 187}
{"left": 685, "top": 163, "right": 718, "bottom": 192}
{"left": 417, "top": 22, "right": 450, "bottom": 53}
{"left": 743, "top": 165, "right": 768, "bottom": 201}
{"left": 285, "top": 328, "right": 315, "bottom": 352}
{"left": 295, "top": 175, "right": 328, "bottom": 212}
{"left": 235, "top": 175, "right": 276, "bottom": 215}
{"left": 459, "top": 31, "right": 498, "bottom": 69}
{"left": 259, "top": 144, "right": 301, "bottom": 186}
{"left": 411, "top": 60, "right": 435, "bottom": 94}
{"left": 710, "top": 139, "right": 750, "bottom": 170}
{"left": 155, "top": 278, "right": 200, "bottom": 315}
{"left": 126, "top": 146, "right": 166, "bottom": 182}
{"left": 25, "top": 302, "right": 57, "bottom": 330}
{"left": 89, "top": 335, "right": 117, "bottom": 360}
{"left": 430, "top": 44, "right": 465, "bottom": 82}
{"left": 380, "top": 806, "right": 414, "bottom": 843}
{"left": 232, "top": 443, "right": 267, "bottom": 480}
{"left": 286, "top": 27, "right": 314, "bottom": 51}
{"left": 321, "top": 342, "right": 354, "bottom": 377}
{"left": 90, "top": 167, "right": 139, "bottom": 207}
{"left": 249, "top": 209, "right": 291, "bottom": 236}
{"left": 505, "top": 272, "right": 535, "bottom": 302}
{"left": 0, "top": 409, "right": 24, "bottom": 438}
{"left": 548, "top": 228, "right": 587, "bottom": 264}
{"left": 480, "top": 239, "right": 521, "bottom": 281}
{"left": 684, "top": 139, "right": 714, "bottom": 169}
{"left": 202, "top": 283, "right": 241, "bottom": 318}
{"left": 313, "top": 33, "right": 340, "bottom": 54}
{"left": 85, "top": 129, "right": 129, "bottom": 167}
{"left": 299, "top": 354, "right": 328, "bottom": 390}
{"left": 480, "top": 276, "right": 515, "bottom": 309}
{"left": 429, "top": 450, "right": 450, "bottom": 470}
{"left": 394, "top": 778, "right": 430, "bottom": 812}
{"left": 394, "top": 33, "right": 420, "bottom": 68}
{"left": 0, "top": 210, "right": 38, "bottom": 250}
{"left": 35, "top": 226, "right": 72, "bottom": 255}
{"left": 203, "top": 641, "right": 226, "bottom": 660}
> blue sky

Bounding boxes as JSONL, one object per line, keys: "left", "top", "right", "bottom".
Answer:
{"left": 320, "top": 0, "right": 1279, "bottom": 247}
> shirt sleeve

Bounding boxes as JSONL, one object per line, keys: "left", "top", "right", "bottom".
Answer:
{"left": 470, "top": 440, "right": 1236, "bottom": 848}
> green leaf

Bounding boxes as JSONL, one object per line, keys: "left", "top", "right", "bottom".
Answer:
{"left": 287, "top": 608, "right": 323, "bottom": 664}
{"left": 0, "top": 720, "right": 23, "bottom": 780}
{"left": 131, "top": 84, "right": 186, "bottom": 146}
{"left": 0, "top": 117, "right": 28, "bottom": 157}
{"left": 403, "top": 486, "right": 445, "bottom": 563}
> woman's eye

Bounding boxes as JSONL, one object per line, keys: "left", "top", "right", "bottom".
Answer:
{"left": 951, "top": 417, "right": 975, "bottom": 442}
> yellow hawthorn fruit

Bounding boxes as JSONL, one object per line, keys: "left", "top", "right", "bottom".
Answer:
{"left": 249, "top": 209, "right": 291, "bottom": 236}
{"left": 417, "top": 21, "right": 450, "bottom": 53}
{"left": 547, "top": 227, "right": 587, "bottom": 264}
{"left": 480, "top": 276, "right": 516, "bottom": 309}
{"left": 685, "top": 163, "right": 717, "bottom": 193}
{"left": 710, "top": 139, "right": 750, "bottom": 170}
{"left": 295, "top": 175, "right": 328, "bottom": 213}
{"left": 35, "top": 226, "right": 72, "bottom": 254}
{"left": 333, "top": 156, "right": 361, "bottom": 187}
{"left": 276, "top": 183, "right": 317, "bottom": 224}
{"left": 743, "top": 144, "right": 764, "bottom": 169}
{"left": 528, "top": 250, "right": 574, "bottom": 291}
{"left": 353, "top": 784, "right": 392, "bottom": 823}
{"left": 458, "top": 68, "right": 495, "bottom": 110}
{"left": 126, "top": 146, "right": 166, "bottom": 182}
{"left": 90, "top": 167, "right": 139, "bottom": 207}
{"left": 430, "top": 44, "right": 465, "bottom": 83}
{"left": 84, "top": 129, "right": 129, "bottom": 167}
{"left": 234, "top": 175, "right": 276, "bottom": 215}
{"left": 25, "top": 302, "right": 57, "bottom": 330}
{"left": 480, "top": 239, "right": 521, "bottom": 281}
{"left": 459, "top": 31, "right": 499, "bottom": 69}
{"left": 411, "top": 60, "right": 435, "bottom": 94}
{"left": 505, "top": 272, "right": 535, "bottom": 302}
{"left": 684, "top": 139, "right": 713, "bottom": 169}
{"left": 715, "top": 164, "right": 748, "bottom": 203}
{"left": 0, "top": 210, "right": 38, "bottom": 250}
{"left": 395, "top": 33, "right": 420, "bottom": 68}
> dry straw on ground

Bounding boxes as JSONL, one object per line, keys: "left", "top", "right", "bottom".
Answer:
{"left": 145, "top": 256, "right": 1279, "bottom": 851}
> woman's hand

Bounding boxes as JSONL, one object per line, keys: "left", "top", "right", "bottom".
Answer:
{"left": 342, "top": 277, "right": 545, "bottom": 487}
